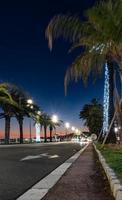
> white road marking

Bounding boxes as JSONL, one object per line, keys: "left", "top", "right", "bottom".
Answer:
{"left": 49, "top": 155, "right": 59, "bottom": 159}
{"left": 20, "top": 153, "right": 59, "bottom": 161}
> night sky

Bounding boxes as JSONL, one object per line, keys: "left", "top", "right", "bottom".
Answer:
{"left": 0, "top": 0, "right": 104, "bottom": 128}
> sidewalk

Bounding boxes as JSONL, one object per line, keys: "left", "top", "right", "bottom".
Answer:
{"left": 43, "top": 144, "right": 114, "bottom": 200}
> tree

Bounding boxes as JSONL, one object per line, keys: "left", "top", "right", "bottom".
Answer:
{"left": 37, "top": 113, "right": 50, "bottom": 143}
{"left": 0, "top": 83, "right": 17, "bottom": 144}
{"left": 79, "top": 98, "right": 103, "bottom": 136}
{"left": 49, "top": 119, "right": 62, "bottom": 142}
{"left": 0, "top": 83, "right": 41, "bottom": 144}
{"left": 46, "top": 0, "right": 122, "bottom": 143}
{"left": 9, "top": 84, "right": 41, "bottom": 144}
{"left": 0, "top": 82, "right": 42, "bottom": 144}
{"left": 35, "top": 113, "right": 63, "bottom": 142}
{"left": 7, "top": 85, "right": 28, "bottom": 144}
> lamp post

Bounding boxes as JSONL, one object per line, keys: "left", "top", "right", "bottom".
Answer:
{"left": 65, "top": 122, "right": 70, "bottom": 140}
{"left": 75, "top": 129, "right": 79, "bottom": 135}
{"left": 51, "top": 115, "right": 58, "bottom": 142}
{"left": 71, "top": 126, "right": 75, "bottom": 132}
{"left": 52, "top": 115, "right": 58, "bottom": 124}
{"left": 114, "top": 125, "right": 120, "bottom": 144}
{"left": 27, "top": 99, "right": 33, "bottom": 143}
{"left": 75, "top": 129, "right": 79, "bottom": 141}
{"left": 37, "top": 111, "right": 41, "bottom": 116}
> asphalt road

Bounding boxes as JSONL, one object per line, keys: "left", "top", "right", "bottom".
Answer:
{"left": 0, "top": 142, "right": 81, "bottom": 200}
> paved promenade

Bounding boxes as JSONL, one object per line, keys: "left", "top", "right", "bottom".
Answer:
{"left": 43, "top": 144, "right": 114, "bottom": 200}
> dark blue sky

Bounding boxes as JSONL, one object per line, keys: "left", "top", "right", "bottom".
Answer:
{"left": 0, "top": 0, "right": 104, "bottom": 128}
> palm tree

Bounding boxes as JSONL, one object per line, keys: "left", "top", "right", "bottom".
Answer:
{"left": 0, "top": 83, "right": 41, "bottom": 144}
{"left": 79, "top": 98, "right": 103, "bottom": 137}
{"left": 0, "top": 83, "right": 17, "bottom": 144}
{"left": 9, "top": 84, "right": 41, "bottom": 144}
{"left": 35, "top": 113, "right": 62, "bottom": 142}
{"left": 46, "top": 0, "right": 122, "bottom": 143}
{"left": 7, "top": 85, "right": 27, "bottom": 144}
{"left": 49, "top": 123, "right": 55, "bottom": 142}
{"left": 37, "top": 113, "right": 50, "bottom": 143}
{"left": 49, "top": 119, "right": 62, "bottom": 142}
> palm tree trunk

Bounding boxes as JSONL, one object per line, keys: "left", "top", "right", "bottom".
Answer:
{"left": 19, "top": 117, "right": 24, "bottom": 144}
{"left": 106, "top": 61, "right": 116, "bottom": 143}
{"left": 5, "top": 115, "right": 11, "bottom": 144}
{"left": 44, "top": 125, "right": 47, "bottom": 143}
{"left": 50, "top": 126, "right": 53, "bottom": 142}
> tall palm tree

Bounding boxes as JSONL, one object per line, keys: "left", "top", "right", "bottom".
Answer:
{"left": 37, "top": 113, "right": 50, "bottom": 143}
{"left": 0, "top": 83, "right": 41, "bottom": 144}
{"left": 0, "top": 83, "right": 17, "bottom": 144}
{"left": 49, "top": 123, "right": 55, "bottom": 142}
{"left": 46, "top": 0, "right": 122, "bottom": 143}
{"left": 9, "top": 84, "right": 40, "bottom": 144}
{"left": 49, "top": 119, "right": 62, "bottom": 142}
{"left": 7, "top": 85, "right": 27, "bottom": 144}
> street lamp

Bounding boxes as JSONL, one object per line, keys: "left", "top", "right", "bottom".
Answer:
{"left": 65, "top": 122, "right": 70, "bottom": 140}
{"left": 75, "top": 129, "right": 79, "bottom": 134}
{"left": 114, "top": 126, "right": 120, "bottom": 144}
{"left": 37, "top": 111, "right": 41, "bottom": 116}
{"left": 114, "top": 127, "right": 118, "bottom": 133}
{"left": 52, "top": 115, "right": 58, "bottom": 123}
{"left": 51, "top": 115, "right": 58, "bottom": 142}
{"left": 27, "top": 99, "right": 33, "bottom": 143}
{"left": 71, "top": 126, "right": 75, "bottom": 132}
{"left": 27, "top": 99, "right": 33, "bottom": 105}
{"left": 65, "top": 122, "right": 70, "bottom": 129}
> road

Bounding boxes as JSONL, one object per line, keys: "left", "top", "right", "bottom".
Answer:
{"left": 0, "top": 142, "right": 81, "bottom": 200}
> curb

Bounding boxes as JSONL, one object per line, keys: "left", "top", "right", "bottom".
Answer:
{"left": 93, "top": 143, "right": 122, "bottom": 200}
{"left": 17, "top": 143, "right": 89, "bottom": 200}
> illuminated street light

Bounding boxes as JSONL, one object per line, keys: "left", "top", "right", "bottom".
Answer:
{"left": 37, "top": 111, "right": 41, "bottom": 115}
{"left": 30, "top": 105, "right": 33, "bottom": 109}
{"left": 65, "top": 122, "right": 70, "bottom": 129}
{"left": 52, "top": 115, "right": 58, "bottom": 123}
{"left": 51, "top": 115, "right": 59, "bottom": 141}
{"left": 114, "top": 127, "right": 118, "bottom": 133}
{"left": 75, "top": 129, "right": 79, "bottom": 134}
{"left": 71, "top": 126, "right": 75, "bottom": 131}
{"left": 114, "top": 126, "right": 120, "bottom": 144}
{"left": 65, "top": 122, "right": 70, "bottom": 141}
{"left": 27, "top": 99, "right": 33, "bottom": 105}
{"left": 27, "top": 99, "right": 33, "bottom": 143}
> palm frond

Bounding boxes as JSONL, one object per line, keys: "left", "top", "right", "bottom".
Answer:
{"left": 46, "top": 14, "right": 83, "bottom": 50}
{"left": 64, "top": 51, "right": 105, "bottom": 94}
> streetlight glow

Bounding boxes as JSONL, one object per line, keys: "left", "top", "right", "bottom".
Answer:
{"left": 52, "top": 115, "right": 58, "bottom": 123}
{"left": 27, "top": 99, "right": 33, "bottom": 143}
{"left": 75, "top": 129, "right": 79, "bottom": 134}
{"left": 71, "top": 126, "right": 75, "bottom": 131}
{"left": 65, "top": 122, "right": 70, "bottom": 129}
{"left": 114, "top": 127, "right": 118, "bottom": 133}
{"left": 27, "top": 99, "right": 33, "bottom": 105}
{"left": 37, "top": 111, "right": 41, "bottom": 115}
{"left": 30, "top": 105, "right": 33, "bottom": 109}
